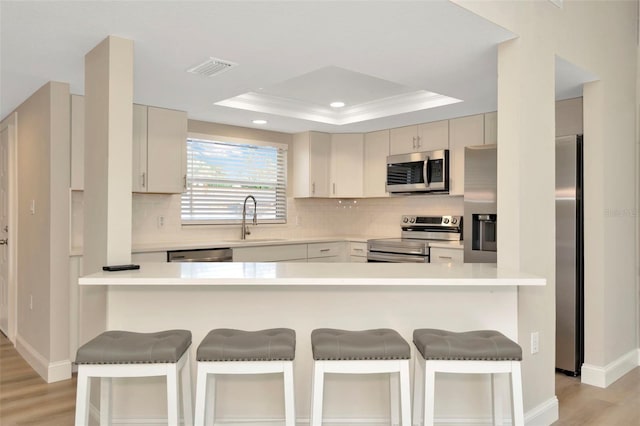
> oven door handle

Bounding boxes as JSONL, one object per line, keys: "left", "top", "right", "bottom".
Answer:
{"left": 367, "top": 252, "right": 429, "bottom": 263}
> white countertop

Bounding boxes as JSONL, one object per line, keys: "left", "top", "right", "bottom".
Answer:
{"left": 79, "top": 262, "right": 544, "bottom": 286}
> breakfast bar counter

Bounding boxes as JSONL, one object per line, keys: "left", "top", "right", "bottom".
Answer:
{"left": 78, "top": 262, "right": 545, "bottom": 424}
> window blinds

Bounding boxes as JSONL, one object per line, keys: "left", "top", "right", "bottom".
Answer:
{"left": 182, "top": 138, "right": 287, "bottom": 224}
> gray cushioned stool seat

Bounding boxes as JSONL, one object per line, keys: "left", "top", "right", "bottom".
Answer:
{"left": 197, "top": 328, "right": 296, "bottom": 361}
{"left": 413, "top": 329, "right": 522, "bottom": 361}
{"left": 75, "top": 330, "right": 192, "bottom": 365}
{"left": 311, "top": 328, "right": 410, "bottom": 360}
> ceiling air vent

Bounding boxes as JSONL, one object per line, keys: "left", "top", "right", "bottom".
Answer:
{"left": 187, "top": 57, "right": 237, "bottom": 77}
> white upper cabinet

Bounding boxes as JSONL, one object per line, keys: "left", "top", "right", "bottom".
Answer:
{"left": 363, "top": 129, "right": 389, "bottom": 197}
{"left": 330, "top": 133, "right": 364, "bottom": 197}
{"left": 389, "top": 120, "right": 449, "bottom": 155}
{"left": 449, "top": 114, "right": 485, "bottom": 196}
{"left": 132, "top": 105, "right": 187, "bottom": 194}
{"left": 293, "top": 131, "right": 331, "bottom": 197}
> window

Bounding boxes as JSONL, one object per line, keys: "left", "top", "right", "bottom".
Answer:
{"left": 181, "top": 137, "right": 287, "bottom": 224}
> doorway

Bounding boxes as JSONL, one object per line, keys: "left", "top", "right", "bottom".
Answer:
{"left": 0, "top": 113, "right": 17, "bottom": 342}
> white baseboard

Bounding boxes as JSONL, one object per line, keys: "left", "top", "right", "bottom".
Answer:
{"left": 525, "top": 396, "right": 559, "bottom": 426}
{"left": 581, "top": 348, "right": 639, "bottom": 388}
{"left": 93, "top": 405, "right": 561, "bottom": 426}
{"left": 15, "top": 334, "right": 72, "bottom": 383}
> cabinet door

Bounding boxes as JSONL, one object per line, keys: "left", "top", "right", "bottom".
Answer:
{"left": 232, "top": 244, "right": 307, "bottom": 262}
{"left": 309, "top": 132, "right": 331, "bottom": 197}
{"left": 132, "top": 104, "right": 148, "bottom": 192}
{"left": 389, "top": 125, "right": 418, "bottom": 155}
{"left": 146, "top": 107, "right": 187, "bottom": 193}
{"left": 293, "top": 132, "right": 331, "bottom": 197}
{"left": 484, "top": 112, "right": 497, "bottom": 145}
{"left": 417, "top": 120, "right": 449, "bottom": 151}
{"left": 363, "top": 130, "right": 389, "bottom": 197}
{"left": 70, "top": 95, "right": 85, "bottom": 190}
{"left": 449, "top": 114, "right": 484, "bottom": 196}
{"left": 430, "top": 247, "right": 464, "bottom": 264}
{"left": 308, "top": 242, "right": 346, "bottom": 260}
{"left": 330, "top": 133, "right": 363, "bottom": 197}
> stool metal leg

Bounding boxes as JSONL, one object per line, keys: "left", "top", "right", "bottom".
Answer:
{"left": 283, "top": 361, "right": 296, "bottom": 426}
{"left": 399, "top": 360, "right": 411, "bottom": 426}
{"left": 423, "top": 362, "right": 437, "bottom": 426}
{"left": 181, "top": 351, "right": 193, "bottom": 426}
{"left": 194, "top": 366, "right": 208, "bottom": 425}
{"left": 310, "top": 361, "right": 325, "bottom": 426}
{"left": 75, "top": 369, "right": 91, "bottom": 426}
{"left": 412, "top": 355, "right": 425, "bottom": 426}
{"left": 510, "top": 362, "right": 524, "bottom": 426}
{"left": 390, "top": 371, "right": 399, "bottom": 426}
{"left": 100, "top": 377, "right": 112, "bottom": 426}
{"left": 491, "top": 373, "right": 504, "bottom": 426}
{"left": 167, "top": 363, "right": 180, "bottom": 426}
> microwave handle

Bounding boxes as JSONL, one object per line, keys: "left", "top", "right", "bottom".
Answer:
{"left": 423, "top": 157, "right": 430, "bottom": 185}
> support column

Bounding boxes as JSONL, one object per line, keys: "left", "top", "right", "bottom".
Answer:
{"left": 496, "top": 37, "right": 556, "bottom": 413}
{"left": 81, "top": 36, "right": 133, "bottom": 343}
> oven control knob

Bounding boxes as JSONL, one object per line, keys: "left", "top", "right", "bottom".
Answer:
{"left": 403, "top": 217, "right": 409, "bottom": 223}
{"left": 443, "top": 218, "right": 450, "bottom": 224}
{"left": 452, "top": 218, "right": 458, "bottom": 224}
{"left": 409, "top": 217, "right": 415, "bottom": 223}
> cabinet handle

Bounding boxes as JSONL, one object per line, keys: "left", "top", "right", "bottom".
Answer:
{"left": 320, "top": 248, "right": 331, "bottom": 252}
{"left": 412, "top": 136, "right": 416, "bottom": 149}
{"left": 416, "top": 136, "right": 421, "bottom": 149}
{"left": 183, "top": 175, "right": 187, "bottom": 190}
{"left": 141, "top": 172, "right": 146, "bottom": 188}
{"left": 438, "top": 256, "right": 453, "bottom": 260}
{"left": 353, "top": 248, "right": 364, "bottom": 252}
{"left": 312, "top": 182, "right": 316, "bottom": 195}
{"left": 333, "top": 183, "right": 336, "bottom": 195}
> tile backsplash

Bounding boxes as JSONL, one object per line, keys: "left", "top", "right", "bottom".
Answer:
{"left": 70, "top": 192, "right": 463, "bottom": 250}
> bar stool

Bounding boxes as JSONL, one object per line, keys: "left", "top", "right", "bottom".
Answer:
{"left": 194, "top": 328, "right": 296, "bottom": 426}
{"left": 412, "top": 329, "right": 524, "bottom": 426}
{"left": 310, "top": 328, "right": 411, "bottom": 426}
{"left": 74, "top": 329, "right": 193, "bottom": 426}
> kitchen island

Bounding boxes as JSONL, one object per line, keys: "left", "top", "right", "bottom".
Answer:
{"left": 79, "top": 262, "right": 544, "bottom": 424}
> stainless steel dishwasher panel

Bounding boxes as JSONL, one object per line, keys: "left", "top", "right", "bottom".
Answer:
{"left": 167, "top": 248, "right": 233, "bottom": 262}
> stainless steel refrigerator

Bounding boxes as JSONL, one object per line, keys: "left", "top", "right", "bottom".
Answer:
{"left": 464, "top": 144, "right": 497, "bottom": 263}
{"left": 555, "top": 135, "right": 584, "bottom": 376}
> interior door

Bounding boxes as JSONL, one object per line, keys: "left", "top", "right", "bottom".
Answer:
{"left": 0, "top": 124, "right": 9, "bottom": 334}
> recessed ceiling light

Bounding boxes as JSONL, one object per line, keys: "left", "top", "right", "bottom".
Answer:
{"left": 330, "top": 101, "right": 346, "bottom": 108}
{"left": 252, "top": 119, "right": 267, "bottom": 125}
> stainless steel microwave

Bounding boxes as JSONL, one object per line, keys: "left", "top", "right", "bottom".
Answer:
{"left": 386, "top": 150, "right": 449, "bottom": 193}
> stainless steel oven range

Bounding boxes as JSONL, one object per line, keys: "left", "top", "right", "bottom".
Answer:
{"left": 367, "top": 215, "right": 462, "bottom": 263}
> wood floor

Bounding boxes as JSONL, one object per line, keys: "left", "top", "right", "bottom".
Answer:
{"left": 1, "top": 331, "right": 639, "bottom": 425}
{"left": 0, "top": 333, "right": 76, "bottom": 425}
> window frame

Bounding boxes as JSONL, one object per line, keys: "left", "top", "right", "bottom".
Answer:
{"left": 181, "top": 132, "right": 288, "bottom": 226}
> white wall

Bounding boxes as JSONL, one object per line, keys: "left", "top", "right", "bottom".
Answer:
{"left": 458, "top": 0, "right": 638, "bottom": 411}
{"left": 14, "top": 81, "right": 71, "bottom": 382}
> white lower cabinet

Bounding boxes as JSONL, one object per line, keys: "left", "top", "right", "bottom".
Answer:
{"left": 430, "top": 247, "right": 464, "bottom": 264}
{"left": 349, "top": 241, "right": 368, "bottom": 263}
{"left": 232, "top": 244, "right": 307, "bottom": 262}
{"left": 307, "top": 242, "right": 347, "bottom": 262}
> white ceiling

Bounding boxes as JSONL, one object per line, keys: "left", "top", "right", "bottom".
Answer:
{"left": 0, "top": 1, "right": 590, "bottom": 134}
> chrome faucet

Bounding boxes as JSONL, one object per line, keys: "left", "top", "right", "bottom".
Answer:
{"left": 241, "top": 195, "right": 257, "bottom": 239}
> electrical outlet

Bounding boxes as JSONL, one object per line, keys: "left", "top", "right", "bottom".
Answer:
{"left": 157, "top": 215, "right": 165, "bottom": 229}
{"left": 30, "top": 200, "right": 36, "bottom": 215}
{"left": 531, "top": 331, "right": 539, "bottom": 354}
{"left": 29, "top": 295, "right": 33, "bottom": 310}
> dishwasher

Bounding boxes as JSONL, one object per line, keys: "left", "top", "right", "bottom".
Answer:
{"left": 167, "top": 248, "right": 233, "bottom": 262}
